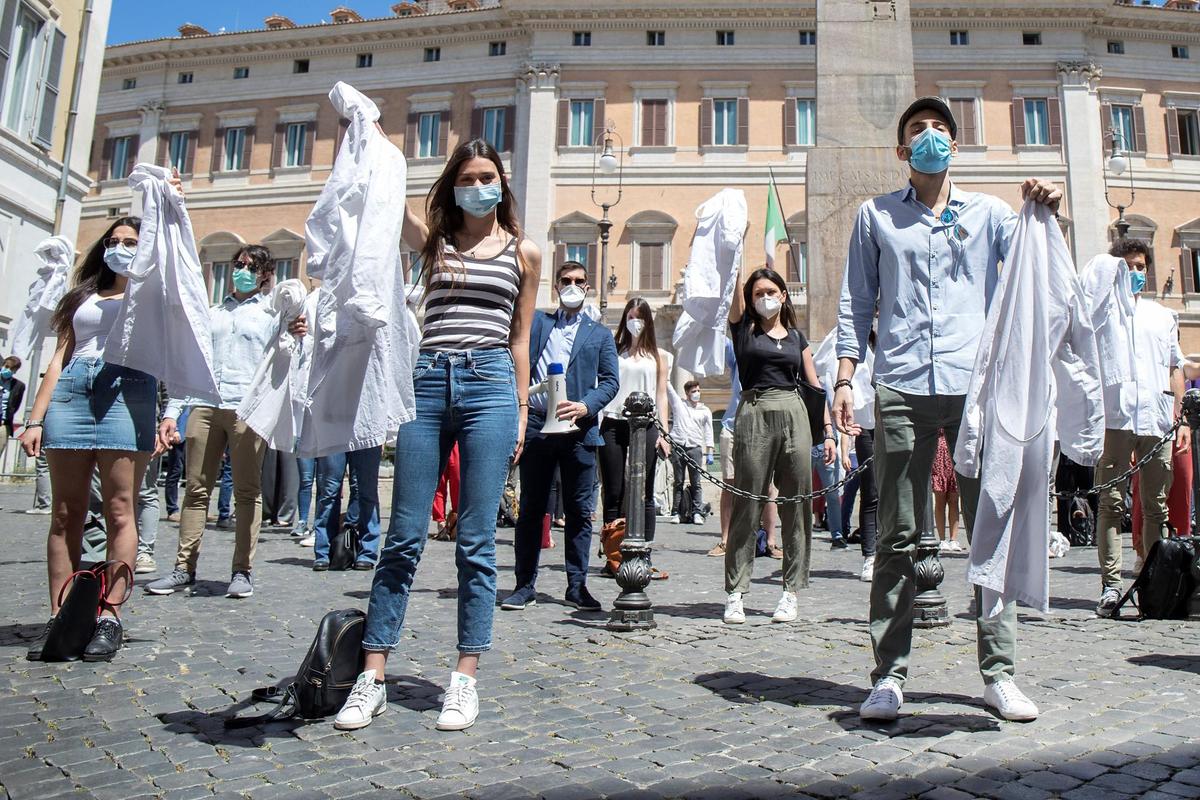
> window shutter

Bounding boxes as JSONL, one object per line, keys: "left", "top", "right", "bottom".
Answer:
{"left": 242, "top": 127, "right": 254, "bottom": 170}
{"left": 302, "top": 121, "right": 315, "bottom": 166}
{"left": 587, "top": 243, "right": 598, "bottom": 287}
{"left": 33, "top": 26, "right": 67, "bottom": 149}
{"left": 211, "top": 127, "right": 226, "bottom": 173}
{"left": 470, "top": 107, "right": 483, "bottom": 141}
{"left": 273, "top": 124, "right": 287, "bottom": 168}
{"left": 1011, "top": 97, "right": 1026, "bottom": 147}
{"left": 157, "top": 133, "right": 169, "bottom": 166}
{"left": 99, "top": 137, "right": 114, "bottom": 180}
{"left": 1100, "top": 102, "right": 1113, "bottom": 156}
{"left": 1047, "top": 97, "right": 1062, "bottom": 147}
{"left": 184, "top": 132, "right": 196, "bottom": 175}
{"left": 1181, "top": 248, "right": 1194, "bottom": 295}
{"left": 700, "top": 98, "right": 713, "bottom": 147}
{"left": 783, "top": 101, "right": 796, "bottom": 148}
{"left": 437, "top": 111, "right": 450, "bottom": 158}
{"left": 0, "top": 0, "right": 20, "bottom": 105}
{"left": 1166, "top": 108, "right": 1181, "bottom": 156}
{"left": 405, "top": 113, "right": 418, "bottom": 159}
{"left": 554, "top": 243, "right": 566, "bottom": 269}
{"left": 1133, "top": 105, "right": 1147, "bottom": 153}
{"left": 556, "top": 99, "right": 569, "bottom": 147}
{"left": 126, "top": 135, "right": 139, "bottom": 177}
{"left": 956, "top": 99, "right": 977, "bottom": 146}
{"left": 641, "top": 100, "right": 655, "bottom": 146}
{"left": 591, "top": 98, "right": 606, "bottom": 146}
{"left": 737, "top": 97, "right": 749, "bottom": 146}
{"left": 502, "top": 105, "right": 516, "bottom": 152}
{"left": 638, "top": 244, "right": 663, "bottom": 291}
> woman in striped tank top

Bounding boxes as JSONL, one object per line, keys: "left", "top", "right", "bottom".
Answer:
{"left": 334, "top": 139, "right": 541, "bottom": 733}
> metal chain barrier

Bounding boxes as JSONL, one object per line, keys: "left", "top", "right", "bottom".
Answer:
{"left": 654, "top": 416, "right": 1182, "bottom": 507}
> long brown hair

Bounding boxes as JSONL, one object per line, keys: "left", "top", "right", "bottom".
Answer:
{"left": 418, "top": 138, "right": 520, "bottom": 287}
{"left": 614, "top": 297, "right": 661, "bottom": 368}
{"left": 742, "top": 267, "right": 799, "bottom": 332}
{"left": 52, "top": 217, "right": 141, "bottom": 341}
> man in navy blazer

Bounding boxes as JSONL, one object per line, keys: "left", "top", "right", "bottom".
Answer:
{"left": 501, "top": 261, "right": 619, "bottom": 612}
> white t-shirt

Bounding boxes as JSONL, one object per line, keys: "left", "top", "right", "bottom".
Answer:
{"left": 603, "top": 351, "right": 659, "bottom": 419}
{"left": 1103, "top": 297, "right": 1182, "bottom": 437}
{"left": 71, "top": 292, "right": 123, "bottom": 359}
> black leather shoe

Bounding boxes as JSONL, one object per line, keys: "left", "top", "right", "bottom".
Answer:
{"left": 313, "top": 561, "right": 329, "bottom": 572}
{"left": 82, "top": 617, "right": 123, "bottom": 662}
{"left": 565, "top": 586, "right": 602, "bottom": 612}
{"left": 352, "top": 561, "right": 374, "bottom": 571}
{"left": 26, "top": 618, "right": 54, "bottom": 661}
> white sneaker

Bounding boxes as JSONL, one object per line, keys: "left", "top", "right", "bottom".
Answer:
{"left": 298, "top": 534, "right": 315, "bottom": 547}
{"left": 135, "top": 554, "right": 157, "bottom": 574}
{"left": 1133, "top": 554, "right": 1145, "bottom": 576}
{"left": 860, "top": 556, "right": 875, "bottom": 583}
{"left": 333, "top": 670, "right": 387, "bottom": 730}
{"left": 983, "top": 679, "right": 1039, "bottom": 721}
{"left": 669, "top": 514, "right": 680, "bottom": 524}
{"left": 859, "top": 677, "right": 903, "bottom": 721}
{"left": 692, "top": 513, "right": 705, "bottom": 525}
{"left": 1096, "top": 586, "right": 1122, "bottom": 618}
{"left": 25, "top": 507, "right": 51, "bottom": 515}
{"left": 771, "top": 591, "right": 798, "bottom": 623}
{"left": 436, "top": 672, "right": 479, "bottom": 731}
{"left": 946, "top": 540, "right": 963, "bottom": 553}
{"left": 723, "top": 592, "right": 745, "bottom": 624}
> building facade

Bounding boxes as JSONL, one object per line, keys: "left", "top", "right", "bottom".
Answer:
{"left": 1, "top": 0, "right": 111, "bottom": 367}
{"left": 81, "top": 0, "right": 1200, "bottom": 346}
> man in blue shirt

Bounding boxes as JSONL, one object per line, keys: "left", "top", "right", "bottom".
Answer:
{"left": 501, "top": 261, "right": 619, "bottom": 613}
{"left": 833, "top": 97, "right": 1061, "bottom": 723}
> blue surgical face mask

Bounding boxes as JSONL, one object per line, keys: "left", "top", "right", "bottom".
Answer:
{"left": 454, "top": 183, "right": 503, "bottom": 218}
{"left": 907, "top": 128, "right": 953, "bottom": 175}
{"left": 0, "top": 368, "right": 11, "bottom": 381}
{"left": 1130, "top": 270, "right": 1146, "bottom": 295}
{"left": 103, "top": 244, "right": 136, "bottom": 275}
{"left": 232, "top": 268, "right": 259, "bottom": 293}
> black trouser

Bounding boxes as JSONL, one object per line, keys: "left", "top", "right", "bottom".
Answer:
{"left": 598, "top": 417, "right": 658, "bottom": 542}
{"left": 856, "top": 429, "right": 878, "bottom": 558}
{"left": 514, "top": 434, "right": 597, "bottom": 591}
{"left": 670, "top": 445, "right": 702, "bottom": 519}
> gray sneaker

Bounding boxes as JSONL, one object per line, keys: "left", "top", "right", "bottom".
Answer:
{"left": 227, "top": 571, "right": 254, "bottom": 598}
{"left": 1096, "top": 586, "right": 1122, "bottom": 618}
{"left": 146, "top": 568, "right": 195, "bottom": 595}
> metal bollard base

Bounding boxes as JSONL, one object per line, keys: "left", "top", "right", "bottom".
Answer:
{"left": 607, "top": 608, "right": 657, "bottom": 632}
{"left": 913, "top": 601, "right": 951, "bottom": 628}
{"left": 912, "top": 528, "right": 950, "bottom": 628}
{"left": 608, "top": 545, "right": 656, "bottom": 631}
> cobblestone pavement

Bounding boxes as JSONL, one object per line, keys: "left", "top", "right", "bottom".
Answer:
{"left": 1, "top": 481, "right": 1199, "bottom": 800}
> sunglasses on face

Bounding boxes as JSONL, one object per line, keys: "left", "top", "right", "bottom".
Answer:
{"left": 104, "top": 237, "right": 138, "bottom": 249}
{"left": 558, "top": 278, "right": 587, "bottom": 287}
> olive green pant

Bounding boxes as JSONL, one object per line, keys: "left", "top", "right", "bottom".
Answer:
{"left": 725, "top": 389, "right": 813, "bottom": 594}
{"left": 870, "top": 386, "right": 1016, "bottom": 687}
{"left": 1094, "top": 427, "right": 1174, "bottom": 589}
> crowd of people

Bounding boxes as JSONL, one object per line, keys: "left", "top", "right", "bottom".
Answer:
{"left": 9, "top": 94, "right": 1193, "bottom": 734}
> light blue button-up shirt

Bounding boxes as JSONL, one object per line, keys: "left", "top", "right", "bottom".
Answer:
{"left": 836, "top": 183, "right": 1018, "bottom": 397}
{"left": 721, "top": 338, "right": 740, "bottom": 433}
{"left": 528, "top": 309, "right": 582, "bottom": 413}
{"left": 165, "top": 292, "right": 276, "bottom": 419}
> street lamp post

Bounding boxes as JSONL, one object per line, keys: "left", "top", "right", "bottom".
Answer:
{"left": 591, "top": 124, "right": 623, "bottom": 317}
{"left": 1104, "top": 127, "right": 1136, "bottom": 241}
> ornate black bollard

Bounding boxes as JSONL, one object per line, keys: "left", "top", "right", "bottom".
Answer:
{"left": 912, "top": 487, "right": 949, "bottom": 628}
{"left": 607, "top": 391, "right": 657, "bottom": 632}
{"left": 1182, "top": 389, "right": 1200, "bottom": 620}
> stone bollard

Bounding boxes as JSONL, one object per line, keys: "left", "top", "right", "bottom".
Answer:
{"left": 607, "top": 391, "right": 657, "bottom": 632}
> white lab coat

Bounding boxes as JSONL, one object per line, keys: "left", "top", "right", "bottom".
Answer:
{"left": 11, "top": 236, "right": 73, "bottom": 362}
{"left": 102, "top": 164, "right": 219, "bottom": 404}
{"left": 672, "top": 189, "right": 747, "bottom": 377}
{"left": 237, "top": 280, "right": 310, "bottom": 450}
{"left": 276, "top": 81, "right": 417, "bottom": 457}
{"left": 1078, "top": 254, "right": 1136, "bottom": 390}
{"left": 812, "top": 328, "right": 876, "bottom": 431}
{"left": 955, "top": 201, "right": 1104, "bottom": 618}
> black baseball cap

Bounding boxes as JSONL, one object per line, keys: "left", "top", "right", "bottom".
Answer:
{"left": 897, "top": 96, "right": 958, "bottom": 145}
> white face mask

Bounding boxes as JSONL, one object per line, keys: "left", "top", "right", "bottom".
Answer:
{"left": 103, "top": 244, "right": 136, "bottom": 275}
{"left": 559, "top": 284, "right": 586, "bottom": 309}
{"left": 689, "top": 391, "right": 701, "bottom": 403}
{"left": 754, "top": 295, "right": 783, "bottom": 319}
{"left": 625, "top": 318, "right": 645, "bottom": 338}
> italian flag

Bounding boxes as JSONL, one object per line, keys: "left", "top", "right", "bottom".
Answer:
{"left": 764, "top": 169, "right": 787, "bottom": 270}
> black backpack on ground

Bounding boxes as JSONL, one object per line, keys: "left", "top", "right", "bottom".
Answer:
{"left": 1065, "top": 496, "right": 1096, "bottom": 547}
{"left": 1112, "top": 535, "right": 1197, "bottom": 620}
{"left": 329, "top": 523, "right": 360, "bottom": 571}
{"left": 225, "top": 609, "right": 366, "bottom": 727}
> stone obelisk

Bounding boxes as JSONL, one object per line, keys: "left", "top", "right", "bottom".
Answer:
{"left": 806, "top": 0, "right": 915, "bottom": 337}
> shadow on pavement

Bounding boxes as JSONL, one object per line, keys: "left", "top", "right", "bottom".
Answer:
{"left": 1128, "top": 653, "right": 1200, "bottom": 674}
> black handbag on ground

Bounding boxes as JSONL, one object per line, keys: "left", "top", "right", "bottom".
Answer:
{"left": 40, "top": 561, "right": 131, "bottom": 662}
{"left": 1112, "top": 534, "right": 1197, "bottom": 620}
{"left": 329, "top": 522, "right": 361, "bottom": 571}
{"left": 225, "top": 608, "right": 366, "bottom": 727}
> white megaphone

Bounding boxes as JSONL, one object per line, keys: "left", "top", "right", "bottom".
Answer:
{"left": 535, "top": 362, "right": 578, "bottom": 435}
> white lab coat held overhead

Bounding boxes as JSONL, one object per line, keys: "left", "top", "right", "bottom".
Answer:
{"left": 11, "top": 236, "right": 73, "bottom": 362}
{"left": 1078, "top": 254, "right": 1136, "bottom": 391}
{"left": 237, "top": 279, "right": 311, "bottom": 451}
{"left": 672, "top": 189, "right": 747, "bottom": 377}
{"left": 102, "top": 164, "right": 219, "bottom": 404}
{"left": 955, "top": 201, "right": 1104, "bottom": 619}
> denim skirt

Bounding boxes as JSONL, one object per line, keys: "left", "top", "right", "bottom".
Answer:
{"left": 43, "top": 357, "right": 158, "bottom": 452}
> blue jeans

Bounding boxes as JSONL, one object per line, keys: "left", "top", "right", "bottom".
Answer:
{"left": 313, "top": 447, "right": 381, "bottom": 564}
{"left": 296, "top": 457, "right": 316, "bottom": 529}
{"left": 812, "top": 445, "right": 843, "bottom": 536}
{"left": 217, "top": 450, "right": 233, "bottom": 519}
{"left": 364, "top": 349, "right": 517, "bottom": 654}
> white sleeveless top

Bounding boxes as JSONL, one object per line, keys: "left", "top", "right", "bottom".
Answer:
{"left": 72, "top": 292, "right": 123, "bottom": 358}
{"left": 602, "top": 351, "right": 659, "bottom": 419}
